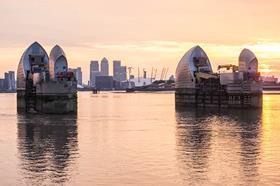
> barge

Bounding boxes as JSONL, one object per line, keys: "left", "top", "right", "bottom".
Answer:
{"left": 17, "top": 42, "right": 77, "bottom": 113}
{"left": 175, "top": 46, "right": 262, "bottom": 108}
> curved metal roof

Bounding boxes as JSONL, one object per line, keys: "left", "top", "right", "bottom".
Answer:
{"left": 49, "top": 45, "right": 68, "bottom": 80}
{"left": 17, "top": 42, "right": 49, "bottom": 89}
{"left": 238, "top": 48, "right": 258, "bottom": 73}
{"left": 18, "top": 41, "right": 49, "bottom": 73}
{"left": 239, "top": 48, "right": 257, "bottom": 65}
{"left": 49, "top": 45, "right": 66, "bottom": 63}
{"left": 175, "top": 45, "right": 212, "bottom": 88}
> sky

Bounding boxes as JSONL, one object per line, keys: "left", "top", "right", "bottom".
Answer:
{"left": 0, "top": 0, "right": 280, "bottom": 83}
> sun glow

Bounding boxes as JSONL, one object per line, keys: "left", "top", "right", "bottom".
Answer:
{"left": 259, "top": 64, "right": 273, "bottom": 73}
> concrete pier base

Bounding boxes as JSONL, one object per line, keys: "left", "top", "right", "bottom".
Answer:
{"left": 175, "top": 88, "right": 262, "bottom": 108}
{"left": 17, "top": 90, "right": 77, "bottom": 114}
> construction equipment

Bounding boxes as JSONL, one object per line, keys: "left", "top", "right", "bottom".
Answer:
{"left": 150, "top": 67, "right": 154, "bottom": 82}
{"left": 127, "top": 67, "right": 133, "bottom": 79}
{"left": 127, "top": 67, "right": 134, "bottom": 90}
{"left": 217, "top": 64, "right": 239, "bottom": 72}
{"left": 143, "top": 68, "right": 147, "bottom": 78}
{"left": 154, "top": 69, "right": 157, "bottom": 80}
{"left": 138, "top": 67, "right": 140, "bottom": 83}
{"left": 164, "top": 68, "right": 169, "bottom": 80}
{"left": 196, "top": 72, "right": 218, "bottom": 80}
{"left": 194, "top": 72, "right": 219, "bottom": 84}
{"left": 160, "top": 68, "right": 166, "bottom": 80}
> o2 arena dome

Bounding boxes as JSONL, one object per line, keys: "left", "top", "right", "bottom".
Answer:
{"left": 238, "top": 48, "right": 258, "bottom": 74}
{"left": 175, "top": 46, "right": 213, "bottom": 89}
{"left": 17, "top": 42, "right": 49, "bottom": 90}
{"left": 49, "top": 45, "right": 68, "bottom": 80}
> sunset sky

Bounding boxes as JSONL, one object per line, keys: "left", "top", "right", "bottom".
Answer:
{"left": 1, "top": 0, "right": 280, "bottom": 83}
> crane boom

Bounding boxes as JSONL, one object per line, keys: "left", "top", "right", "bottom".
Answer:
{"left": 164, "top": 68, "right": 169, "bottom": 80}
{"left": 160, "top": 68, "right": 165, "bottom": 80}
{"left": 151, "top": 67, "right": 154, "bottom": 82}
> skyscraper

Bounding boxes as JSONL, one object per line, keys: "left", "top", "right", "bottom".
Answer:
{"left": 90, "top": 60, "right": 99, "bottom": 87}
{"left": 113, "top": 60, "right": 127, "bottom": 82}
{"left": 9, "top": 71, "right": 16, "bottom": 90}
{"left": 90, "top": 60, "right": 99, "bottom": 72}
{"left": 4, "top": 71, "right": 16, "bottom": 90}
{"left": 101, "top": 57, "right": 109, "bottom": 76}
{"left": 113, "top": 60, "right": 121, "bottom": 81}
{"left": 4, "top": 72, "right": 9, "bottom": 90}
{"left": 119, "top": 66, "right": 127, "bottom": 81}
{"left": 76, "top": 67, "right": 82, "bottom": 85}
{"left": 0, "top": 79, "right": 4, "bottom": 90}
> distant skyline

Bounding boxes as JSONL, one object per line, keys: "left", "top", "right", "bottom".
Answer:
{"left": 1, "top": 0, "right": 280, "bottom": 82}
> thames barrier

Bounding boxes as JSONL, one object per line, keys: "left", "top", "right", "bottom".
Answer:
{"left": 175, "top": 46, "right": 262, "bottom": 108}
{"left": 16, "top": 42, "right": 77, "bottom": 113}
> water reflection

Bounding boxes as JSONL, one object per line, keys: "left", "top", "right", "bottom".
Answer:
{"left": 17, "top": 113, "right": 78, "bottom": 185}
{"left": 175, "top": 108, "right": 262, "bottom": 185}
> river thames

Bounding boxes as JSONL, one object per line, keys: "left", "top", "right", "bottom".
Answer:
{"left": 0, "top": 92, "right": 279, "bottom": 185}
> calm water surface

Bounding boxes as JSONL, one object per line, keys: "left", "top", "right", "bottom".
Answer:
{"left": 0, "top": 92, "right": 280, "bottom": 185}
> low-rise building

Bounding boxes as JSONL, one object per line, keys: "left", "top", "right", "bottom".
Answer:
{"left": 95, "top": 76, "right": 114, "bottom": 90}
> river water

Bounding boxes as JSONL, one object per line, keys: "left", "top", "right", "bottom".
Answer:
{"left": 0, "top": 92, "right": 279, "bottom": 185}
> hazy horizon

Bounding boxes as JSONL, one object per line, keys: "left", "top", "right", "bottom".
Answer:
{"left": 1, "top": 0, "right": 280, "bottom": 82}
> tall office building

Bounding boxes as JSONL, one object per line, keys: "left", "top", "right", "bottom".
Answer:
{"left": 113, "top": 60, "right": 121, "bottom": 81}
{"left": 101, "top": 57, "right": 109, "bottom": 76}
{"left": 76, "top": 67, "right": 82, "bottom": 85}
{"left": 10, "top": 71, "right": 16, "bottom": 90}
{"left": 90, "top": 60, "right": 99, "bottom": 87}
{"left": 90, "top": 60, "right": 99, "bottom": 72}
{"left": 113, "top": 60, "right": 127, "bottom": 82}
{"left": 119, "top": 66, "right": 127, "bottom": 81}
{"left": 0, "top": 79, "right": 4, "bottom": 90}
{"left": 69, "top": 67, "right": 83, "bottom": 85}
{"left": 4, "top": 72, "right": 9, "bottom": 89}
{"left": 4, "top": 71, "right": 16, "bottom": 90}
